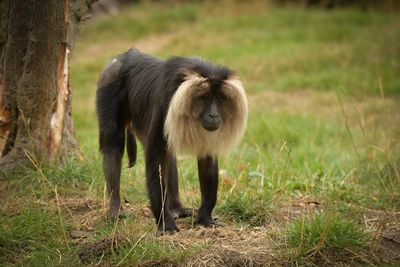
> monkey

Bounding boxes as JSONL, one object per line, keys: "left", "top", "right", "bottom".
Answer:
{"left": 96, "top": 48, "right": 247, "bottom": 235}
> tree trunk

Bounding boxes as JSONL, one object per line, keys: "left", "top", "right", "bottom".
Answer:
{"left": 0, "top": 0, "right": 94, "bottom": 173}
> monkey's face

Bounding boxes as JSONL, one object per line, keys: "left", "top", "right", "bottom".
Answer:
{"left": 198, "top": 92, "right": 224, "bottom": 131}
{"left": 165, "top": 73, "right": 247, "bottom": 157}
{"left": 192, "top": 82, "right": 241, "bottom": 134}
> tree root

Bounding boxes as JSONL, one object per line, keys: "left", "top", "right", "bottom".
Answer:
{"left": 0, "top": 150, "right": 30, "bottom": 179}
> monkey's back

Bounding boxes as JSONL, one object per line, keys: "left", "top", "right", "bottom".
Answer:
{"left": 121, "top": 49, "right": 165, "bottom": 140}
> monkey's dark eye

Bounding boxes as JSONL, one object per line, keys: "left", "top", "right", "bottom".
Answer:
{"left": 215, "top": 93, "right": 225, "bottom": 99}
{"left": 201, "top": 93, "right": 212, "bottom": 99}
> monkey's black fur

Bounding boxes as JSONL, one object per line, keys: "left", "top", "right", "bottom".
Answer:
{"left": 96, "top": 48, "right": 238, "bottom": 235}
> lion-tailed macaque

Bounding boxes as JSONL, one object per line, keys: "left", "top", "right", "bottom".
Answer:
{"left": 96, "top": 48, "right": 247, "bottom": 235}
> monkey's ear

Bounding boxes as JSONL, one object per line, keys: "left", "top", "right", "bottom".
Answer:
{"left": 225, "top": 72, "right": 239, "bottom": 80}
{"left": 225, "top": 76, "right": 244, "bottom": 90}
{"left": 180, "top": 67, "right": 202, "bottom": 80}
{"left": 222, "top": 77, "right": 247, "bottom": 101}
{"left": 180, "top": 68, "right": 208, "bottom": 84}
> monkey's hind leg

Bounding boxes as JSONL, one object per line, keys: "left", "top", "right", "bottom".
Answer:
{"left": 99, "top": 126, "right": 126, "bottom": 220}
{"left": 102, "top": 149, "right": 123, "bottom": 220}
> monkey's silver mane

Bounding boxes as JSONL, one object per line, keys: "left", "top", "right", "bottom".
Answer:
{"left": 164, "top": 73, "right": 248, "bottom": 158}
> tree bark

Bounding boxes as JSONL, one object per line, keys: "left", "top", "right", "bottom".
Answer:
{"left": 0, "top": 0, "right": 94, "bottom": 173}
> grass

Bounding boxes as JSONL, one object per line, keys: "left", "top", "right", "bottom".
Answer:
{"left": 0, "top": 208, "right": 77, "bottom": 266}
{"left": 217, "top": 190, "right": 273, "bottom": 226}
{"left": 285, "top": 211, "right": 370, "bottom": 265}
{"left": 1, "top": 1, "right": 400, "bottom": 266}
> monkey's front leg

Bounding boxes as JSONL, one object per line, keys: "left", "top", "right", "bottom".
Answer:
{"left": 165, "top": 154, "right": 197, "bottom": 219}
{"left": 196, "top": 156, "right": 220, "bottom": 227}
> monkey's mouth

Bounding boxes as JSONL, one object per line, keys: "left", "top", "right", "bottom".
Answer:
{"left": 202, "top": 123, "right": 220, "bottom": 132}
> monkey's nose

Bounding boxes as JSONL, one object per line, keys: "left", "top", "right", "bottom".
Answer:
{"left": 209, "top": 113, "right": 218, "bottom": 119}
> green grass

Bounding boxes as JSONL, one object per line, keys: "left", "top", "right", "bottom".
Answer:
{"left": 285, "top": 211, "right": 369, "bottom": 265}
{"left": 1, "top": 1, "right": 399, "bottom": 266}
{"left": 217, "top": 190, "right": 273, "bottom": 226}
{"left": 0, "top": 206, "right": 77, "bottom": 265}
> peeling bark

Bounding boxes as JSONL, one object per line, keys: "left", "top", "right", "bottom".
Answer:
{"left": 0, "top": 0, "right": 95, "bottom": 173}
{"left": 50, "top": 45, "right": 70, "bottom": 159}
{"left": 0, "top": 84, "right": 11, "bottom": 154}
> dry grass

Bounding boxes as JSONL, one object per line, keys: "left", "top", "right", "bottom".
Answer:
{"left": 167, "top": 227, "right": 278, "bottom": 266}
{"left": 42, "top": 194, "right": 399, "bottom": 266}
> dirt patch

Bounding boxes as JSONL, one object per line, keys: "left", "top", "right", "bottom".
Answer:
{"left": 362, "top": 209, "right": 400, "bottom": 265}
{"left": 58, "top": 196, "right": 104, "bottom": 231}
{"left": 79, "top": 233, "right": 129, "bottom": 264}
{"left": 375, "top": 229, "right": 400, "bottom": 265}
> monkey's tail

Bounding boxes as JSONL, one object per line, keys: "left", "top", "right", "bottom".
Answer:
{"left": 126, "top": 125, "right": 136, "bottom": 167}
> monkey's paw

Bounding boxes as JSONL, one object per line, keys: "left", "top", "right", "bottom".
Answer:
{"left": 196, "top": 217, "right": 224, "bottom": 228}
{"left": 170, "top": 207, "right": 197, "bottom": 219}
{"left": 106, "top": 207, "right": 135, "bottom": 222}
{"left": 156, "top": 223, "right": 180, "bottom": 237}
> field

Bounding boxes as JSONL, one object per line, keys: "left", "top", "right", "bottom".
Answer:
{"left": 1, "top": 1, "right": 400, "bottom": 266}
